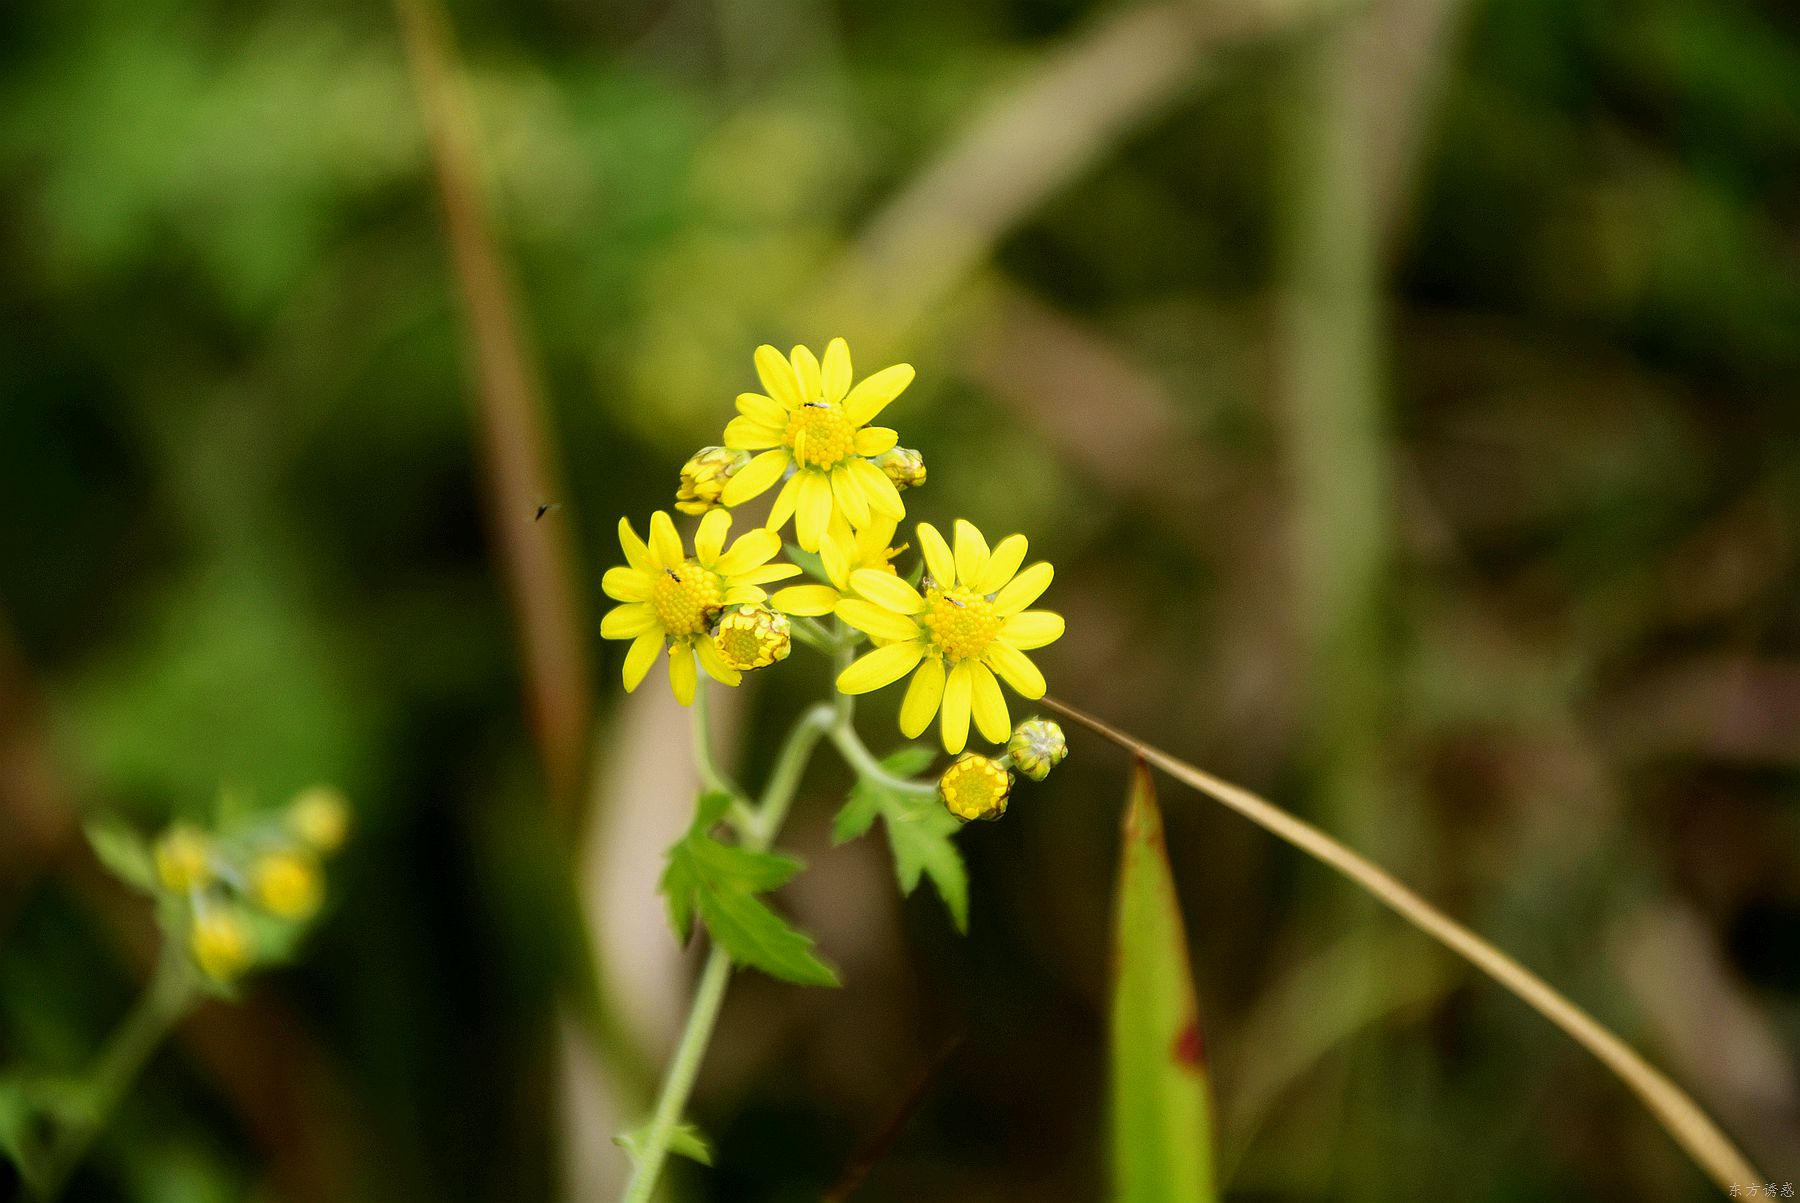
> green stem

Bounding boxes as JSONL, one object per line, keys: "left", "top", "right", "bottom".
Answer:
{"left": 618, "top": 694, "right": 835, "bottom": 1203}
{"left": 690, "top": 685, "right": 748, "bottom": 804}
{"left": 34, "top": 943, "right": 197, "bottom": 1199}
{"left": 828, "top": 722, "right": 938, "bottom": 797}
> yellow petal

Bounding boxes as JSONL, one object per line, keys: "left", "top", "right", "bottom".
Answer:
{"left": 975, "top": 534, "right": 1028, "bottom": 594}
{"left": 952, "top": 519, "right": 990, "bottom": 587}
{"left": 844, "top": 363, "right": 914, "bottom": 427}
{"left": 853, "top": 426, "right": 898, "bottom": 457}
{"left": 830, "top": 464, "right": 870, "bottom": 528}
{"left": 695, "top": 509, "right": 731, "bottom": 564}
{"left": 695, "top": 638, "right": 743, "bottom": 687}
{"left": 917, "top": 522, "right": 955, "bottom": 586}
{"left": 836, "top": 641, "right": 926, "bottom": 695}
{"left": 723, "top": 585, "right": 767, "bottom": 604}
{"left": 601, "top": 566, "right": 652, "bottom": 602}
{"left": 755, "top": 344, "right": 802, "bottom": 408}
{"left": 900, "top": 656, "right": 946, "bottom": 738}
{"left": 849, "top": 569, "right": 924, "bottom": 614}
{"left": 847, "top": 456, "right": 905, "bottom": 520}
{"left": 734, "top": 563, "right": 802, "bottom": 586}
{"left": 618, "top": 517, "right": 653, "bottom": 573}
{"left": 984, "top": 641, "right": 1046, "bottom": 698}
{"left": 721, "top": 448, "right": 789, "bottom": 506}
{"left": 766, "top": 472, "right": 803, "bottom": 532}
{"left": 715, "top": 527, "right": 781, "bottom": 576}
{"left": 723, "top": 415, "right": 783, "bottom": 451}
{"left": 836, "top": 599, "right": 922, "bottom": 643}
{"left": 668, "top": 643, "right": 698, "bottom": 705}
{"left": 790, "top": 343, "right": 822, "bottom": 403}
{"left": 622, "top": 631, "right": 662, "bottom": 691}
{"left": 994, "top": 562, "right": 1053, "bottom": 614}
{"left": 735, "top": 392, "right": 786, "bottom": 425}
{"left": 601, "top": 603, "right": 659, "bottom": 639}
{"left": 1001, "top": 610, "right": 1064, "bottom": 649}
{"left": 819, "top": 517, "right": 856, "bottom": 589}
{"left": 968, "top": 660, "right": 1011, "bottom": 744}
{"left": 940, "top": 660, "right": 974, "bottom": 753}
{"left": 648, "top": 511, "right": 684, "bottom": 569}
{"left": 795, "top": 470, "right": 833, "bottom": 551}
{"left": 771, "top": 583, "right": 840, "bottom": 616}
{"left": 821, "top": 337, "right": 851, "bottom": 403}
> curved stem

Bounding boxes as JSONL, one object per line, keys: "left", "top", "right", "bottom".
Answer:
{"left": 619, "top": 944, "right": 732, "bottom": 1203}
{"left": 690, "top": 685, "right": 751, "bottom": 818}
{"left": 618, "top": 695, "right": 835, "bottom": 1203}
{"left": 829, "top": 722, "right": 938, "bottom": 797}
{"left": 35, "top": 942, "right": 197, "bottom": 1199}
{"left": 1041, "top": 695, "right": 1762, "bottom": 1197}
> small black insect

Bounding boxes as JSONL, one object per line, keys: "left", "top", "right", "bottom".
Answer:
{"left": 665, "top": 568, "right": 683, "bottom": 582}
{"left": 802, "top": 400, "right": 830, "bottom": 409}
{"left": 534, "top": 501, "right": 563, "bottom": 522}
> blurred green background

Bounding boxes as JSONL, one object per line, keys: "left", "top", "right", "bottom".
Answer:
{"left": 2, "top": 0, "right": 1797, "bottom": 1199}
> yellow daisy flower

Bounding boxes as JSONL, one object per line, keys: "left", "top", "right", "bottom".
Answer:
{"left": 601, "top": 510, "right": 801, "bottom": 705}
{"left": 718, "top": 338, "right": 914, "bottom": 552}
{"left": 769, "top": 514, "right": 906, "bottom": 618}
{"left": 834, "top": 519, "right": 1064, "bottom": 753}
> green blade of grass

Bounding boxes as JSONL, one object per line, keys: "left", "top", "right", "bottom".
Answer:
{"left": 1110, "top": 759, "right": 1218, "bottom": 1203}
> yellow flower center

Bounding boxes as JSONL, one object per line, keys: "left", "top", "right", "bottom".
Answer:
{"left": 650, "top": 560, "right": 725, "bottom": 637}
{"left": 939, "top": 755, "right": 1012, "bottom": 822}
{"left": 715, "top": 605, "right": 791, "bottom": 671}
{"left": 784, "top": 402, "right": 856, "bottom": 469}
{"left": 920, "top": 587, "right": 1003, "bottom": 662}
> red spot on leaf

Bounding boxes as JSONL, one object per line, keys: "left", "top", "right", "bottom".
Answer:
{"left": 1171, "top": 1021, "right": 1205, "bottom": 1072}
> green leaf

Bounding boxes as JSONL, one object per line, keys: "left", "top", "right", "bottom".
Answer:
{"left": 695, "top": 886, "right": 838, "bottom": 987}
{"left": 1109, "top": 762, "right": 1217, "bottom": 1203}
{"left": 659, "top": 793, "right": 839, "bottom": 986}
{"left": 84, "top": 819, "right": 155, "bottom": 892}
{"left": 833, "top": 746, "right": 968, "bottom": 932}
{"left": 614, "top": 1120, "right": 713, "bottom": 1167}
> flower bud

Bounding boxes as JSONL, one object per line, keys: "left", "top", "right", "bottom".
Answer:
{"left": 873, "top": 446, "right": 926, "bottom": 491}
{"left": 939, "top": 754, "right": 1013, "bottom": 822}
{"left": 189, "top": 908, "right": 253, "bottom": 982}
{"left": 713, "top": 603, "right": 792, "bottom": 672}
{"left": 676, "top": 446, "right": 752, "bottom": 515}
{"left": 1007, "top": 717, "right": 1067, "bottom": 781}
{"left": 252, "top": 851, "right": 323, "bottom": 920}
{"left": 154, "top": 826, "right": 211, "bottom": 893}
{"left": 289, "top": 786, "right": 351, "bottom": 852}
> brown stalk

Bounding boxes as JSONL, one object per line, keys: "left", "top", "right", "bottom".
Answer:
{"left": 393, "top": 0, "right": 593, "bottom": 819}
{"left": 1040, "top": 694, "right": 1762, "bottom": 1196}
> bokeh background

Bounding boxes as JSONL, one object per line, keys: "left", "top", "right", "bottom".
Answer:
{"left": 3, "top": 0, "right": 1798, "bottom": 1199}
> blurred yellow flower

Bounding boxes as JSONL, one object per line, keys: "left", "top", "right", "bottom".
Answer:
{"left": 154, "top": 826, "right": 211, "bottom": 893}
{"left": 189, "top": 908, "right": 252, "bottom": 982}
{"left": 289, "top": 786, "right": 351, "bottom": 852}
{"left": 601, "top": 510, "right": 801, "bottom": 704}
{"left": 252, "top": 852, "right": 323, "bottom": 920}
{"left": 835, "top": 519, "right": 1063, "bottom": 752}
{"left": 718, "top": 338, "right": 914, "bottom": 551}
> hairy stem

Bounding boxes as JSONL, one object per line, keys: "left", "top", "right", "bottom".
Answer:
{"left": 1041, "top": 695, "right": 1762, "bottom": 1196}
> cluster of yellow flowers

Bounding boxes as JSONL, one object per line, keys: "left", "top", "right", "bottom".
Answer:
{"left": 602, "top": 338, "right": 1068, "bottom": 816}
{"left": 151, "top": 787, "right": 350, "bottom": 982}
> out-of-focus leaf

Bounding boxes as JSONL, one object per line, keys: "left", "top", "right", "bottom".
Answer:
{"left": 832, "top": 745, "right": 967, "bottom": 932}
{"left": 660, "top": 792, "right": 839, "bottom": 986}
{"left": 1109, "top": 761, "right": 1217, "bottom": 1203}
{"left": 84, "top": 819, "right": 155, "bottom": 893}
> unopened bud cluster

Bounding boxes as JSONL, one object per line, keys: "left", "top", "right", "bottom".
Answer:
{"left": 149, "top": 786, "right": 352, "bottom": 984}
{"left": 714, "top": 603, "right": 792, "bottom": 671}
{"left": 937, "top": 717, "right": 1067, "bottom": 822}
